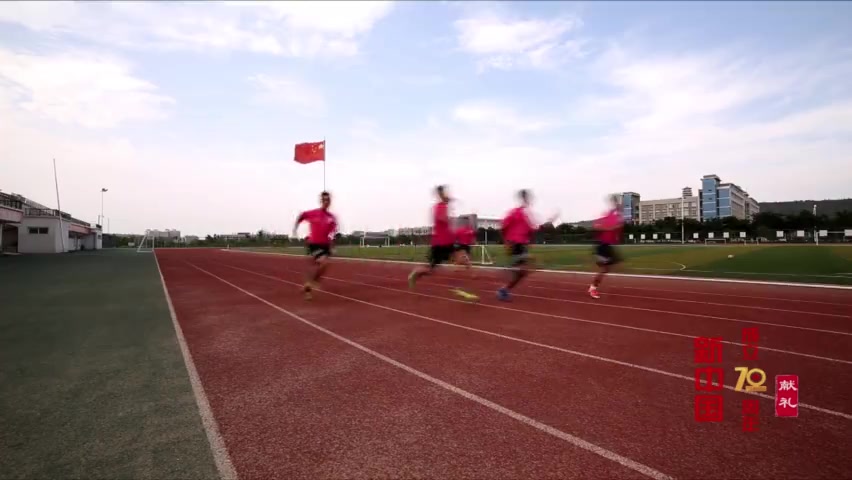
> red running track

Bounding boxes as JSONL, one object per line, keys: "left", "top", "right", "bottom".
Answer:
{"left": 155, "top": 249, "right": 852, "bottom": 480}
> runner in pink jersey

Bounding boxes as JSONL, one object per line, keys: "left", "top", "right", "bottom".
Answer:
{"left": 497, "top": 189, "right": 558, "bottom": 302}
{"left": 293, "top": 191, "right": 338, "bottom": 299}
{"left": 589, "top": 194, "right": 625, "bottom": 299}
{"left": 408, "top": 185, "right": 478, "bottom": 301}
{"left": 453, "top": 216, "right": 476, "bottom": 275}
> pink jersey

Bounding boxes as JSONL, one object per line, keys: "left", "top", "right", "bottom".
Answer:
{"left": 455, "top": 226, "right": 476, "bottom": 246}
{"left": 594, "top": 208, "right": 623, "bottom": 245}
{"left": 298, "top": 208, "right": 337, "bottom": 245}
{"left": 501, "top": 206, "right": 537, "bottom": 244}
{"left": 431, "top": 201, "right": 454, "bottom": 246}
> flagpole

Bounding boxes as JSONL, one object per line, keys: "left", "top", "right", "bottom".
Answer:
{"left": 53, "top": 158, "right": 66, "bottom": 253}
{"left": 323, "top": 137, "right": 326, "bottom": 192}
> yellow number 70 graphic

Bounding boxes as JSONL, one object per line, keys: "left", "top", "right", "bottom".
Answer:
{"left": 734, "top": 367, "right": 767, "bottom": 392}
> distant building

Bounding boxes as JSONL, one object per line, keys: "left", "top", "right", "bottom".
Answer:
{"left": 699, "top": 174, "right": 758, "bottom": 220}
{"left": 621, "top": 192, "right": 641, "bottom": 224}
{"left": 1, "top": 190, "right": 102, "bottom": 253}
{"left": 146, "top": 229, "right": 181, "bottom": 239}
{"left": 624, "top": 176, "right": 759, "bottom": 224}
{"left": 455, "top": 213, "right": 501, "bottom": 230}
{"left": 394, "top": 213, "right": 501, "bottom": 238}
{"left": 638, "top": 191, "right": 700, "bottom": 224}
{"left": 744, "top": 194, "right": 760, "bottom": 219}
{"left": 216, "top": 232, "right": 251, "bottom": 241}
{"left": 395, "top": 226, "right": 431, "bottom": 236}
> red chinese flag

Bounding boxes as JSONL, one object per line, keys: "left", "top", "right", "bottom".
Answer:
{"left": 294, "top": 141, "right": 325, "bottom": 164}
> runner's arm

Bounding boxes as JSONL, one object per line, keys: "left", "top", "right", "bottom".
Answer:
{"left": 329, "top": 216, "right": 339, "bottom": 243}
{"left": 292, "top": 212, "right": 305, "bottom": 239}
{"left": 501, "top": 214, "right": 514, "bottom": 253}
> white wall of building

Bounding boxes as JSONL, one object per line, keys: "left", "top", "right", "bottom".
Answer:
{"left": 18, "top": 217, "right": 100, "bottom": 253}
{"left": 638, "top": 197, "right": 700, "bottom": 223}
{"left": 81, "top": 231, "right": 101, "bottom": 250}
{"left": 19, "top": 217, "right": 63, "bottom": 253}
{"left": 147, "top": 229, "right": 181, "bottom": 239}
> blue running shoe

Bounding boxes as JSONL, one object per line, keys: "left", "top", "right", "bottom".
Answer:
{"left": 497, "top": 287, "right": 510, "bottom": 302}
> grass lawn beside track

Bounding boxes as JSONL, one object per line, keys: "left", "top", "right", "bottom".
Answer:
{"left": 242, "top": 244, "right": 852, "bottom": 286}
{"left": 0, "top": 249, "right": 217, "bottom": 479}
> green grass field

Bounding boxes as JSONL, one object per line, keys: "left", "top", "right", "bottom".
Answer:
{"left": 245, "top": 244, "right": 852, "bottom": 286}
{"left": 0, "top": 250, "right": 217, "bottom": 479}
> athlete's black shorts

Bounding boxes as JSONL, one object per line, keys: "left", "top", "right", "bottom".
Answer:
{"left": 595, "top": 242, "right": 622, "bottom": 266}
{"left": 428, "top": 245, "right": 455, "bottom": 268}
{"left": 454, "top": 244, "right": 471, "bottom": 255}
{"left": 509, "top": 243, "right": 530, "bottom": 266}
{"left": 307, "top": 243, "right": 332, "bottom": 260}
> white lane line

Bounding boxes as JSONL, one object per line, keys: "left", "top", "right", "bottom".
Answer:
{"left": 226, "top": 248, "right": 852, "bottom": 291}
{"left": 154, "top": 255, "right": 238, "bottom": 480}
{"left": 523, "top": 278, "right": 852, "bottom": 308}
{"left": 250, "top": 248, "right": 852, "bottom": 308}
{"left": 509, "top": 282, "right": 850, "bottom": 318}
{"left": 350, "top": 269, "right": 852, "bottom": 322}
{"left": 187, "top": 262, "right": 674, "bottom": 480}
{"left": 222, "top": 263, "right": 852, "bottom": 421}
{"left": 309, "top": 269, "right": 852, "bottom": 364}
{"left": 683, "top": 269, "right": 849, "bottom": 278}
{"left": 539, "top": 287, "right": 848, "bottom": 319}
{"left": 282, "top": 264, "right": 852, "bottom": 363}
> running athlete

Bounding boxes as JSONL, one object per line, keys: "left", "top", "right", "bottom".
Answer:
{"left": 497, "top": 189, "right": 558, "bottom": 302}
{"left": 453, "top": 216, "right": 476, "bottom": 276}
{"left": 589, "top": 194, "right": 624, "bottom": 299}
{"left": 408, "top": 185, "right": 478, "bottom": 301}
{"left": 293, "top": 191, "right": 338, "bottom": 300}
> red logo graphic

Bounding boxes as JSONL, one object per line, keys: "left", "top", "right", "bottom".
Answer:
{"left": 695, "top": 395, "right": 724, "bottom": 422}
{"left": 775, "top": 375, "right": 799, "bottom": 418}
{"left": 694, "top": 337, "right": 723, "bottom": 363}
{"left": 695, "top": 367, "right": 724, "bottom": 392}
{"left": 742, "top": 399, "right": 759, "bottom": 432}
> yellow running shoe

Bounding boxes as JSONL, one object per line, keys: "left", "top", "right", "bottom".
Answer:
{"left": 452, "top": 288, "right": 479, "bottom": 301}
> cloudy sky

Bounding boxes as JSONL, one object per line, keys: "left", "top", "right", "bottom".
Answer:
{"left": 1, "top": 1, "right": 851, "bottom": 236}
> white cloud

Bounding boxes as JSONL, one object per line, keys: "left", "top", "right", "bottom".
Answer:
{"left": 455, "top": 12, "right": 586, "bottom": 71}
{"left": 452, "top": 101, "right": 561, "bottom": 133}
{"left": 0, "top": 48, "right": 173, "bottom": 129}
{"left": 226, "top": 1, "right": 393, "bottom": 37}
{"left": 0, "top": 1, "right": 394, "bottom": 58}
{"left": 247, "top": 74, "right": 326, "bottom": 116}
{"left": 3, "top": 3, "right": 852, "bottom": 234}
{"left": 400, "top": 73, "right": 447, "bottom": 87}
{"left": 563, "top": 42, "right": 852, "bottom": 204}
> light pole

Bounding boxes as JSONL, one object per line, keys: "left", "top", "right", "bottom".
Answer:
{"left": 814, "top": 204, "right": 818, "bottom": 246}
{"left": 681, "top": 192, "right": 685, "bottom": 244}
{"left": 100, "top": 188, "right": 108, "bottom": 230}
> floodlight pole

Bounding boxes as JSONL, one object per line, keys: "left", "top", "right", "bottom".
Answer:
{"left": 814, "top": 204, "right": 818, "bottom": 246}
{"left": 681, "top": 194, "right": 685, "bottom": 245}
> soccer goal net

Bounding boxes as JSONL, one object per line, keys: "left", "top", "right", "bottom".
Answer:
{"left": 137, "top": 233, "right": 155, "bottom": 253}
{"left": 704, "top": 238, "right": 727, "bottom": 245}
{"left": 359, "top": 234, "right": 390, "bottom": 248}
{"left": 472, "top": 245, "right": 494, "bottom": 265}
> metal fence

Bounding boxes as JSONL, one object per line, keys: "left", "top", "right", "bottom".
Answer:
{"left": 24, "top": 208, "right": 92, "bottom": 227}
{"left": 623, "top": 229, "right": 852, "bottom": 244}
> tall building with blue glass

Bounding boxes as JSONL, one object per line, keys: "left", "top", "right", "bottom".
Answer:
{"left": 621, "top": 192, "right": 641, "bottom": 224}
{"left": 699, "top": 174, "right": 758, "bottom": 221}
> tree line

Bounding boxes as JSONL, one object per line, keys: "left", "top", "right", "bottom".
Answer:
{"left": 137, "top": 208, "right": 852, "bottom": 248}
